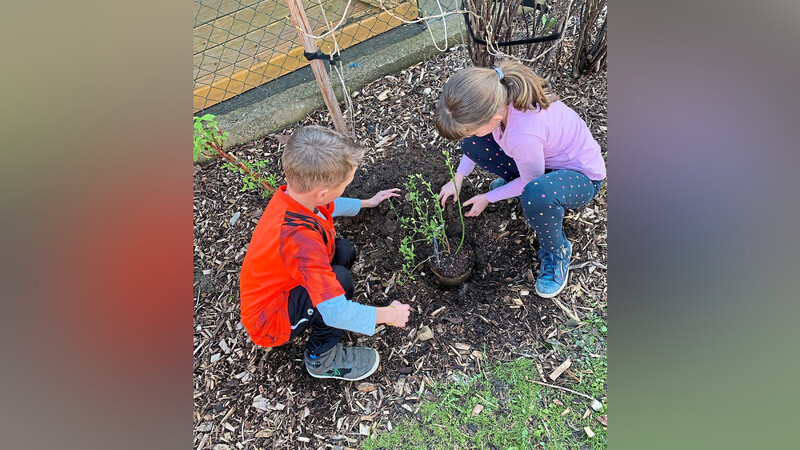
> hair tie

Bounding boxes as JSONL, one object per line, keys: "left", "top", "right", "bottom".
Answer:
{"left": 494, "top": 67, "right": 504, "bottom": 80}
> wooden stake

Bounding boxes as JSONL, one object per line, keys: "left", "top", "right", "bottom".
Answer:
{"left": 285, "top": 0, "right": 348, "bottom": 133}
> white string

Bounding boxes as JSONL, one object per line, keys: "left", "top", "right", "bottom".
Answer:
{"left": 292, "top": 0, "right": 577, "bottom": 132}
{"left": 297, "top": 0, "right": 354, "bottom": 41}
{"left": 426, "top": 0, "right": 449, "bottom": 52}
{"left": 296, "top": 1, "right": 478, "bottom": 40}
{"left": 290, "top": 0, "right": 575, "bottom": 67}
{"left": 317, "top": 0, "right": 355, "bottom": 131}
{"left": 483, "top": 0, "right": 575, "bottom": 65}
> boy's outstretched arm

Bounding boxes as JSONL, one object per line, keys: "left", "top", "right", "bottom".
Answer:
{"left": 332, "top": 188, "right": 400, "bottom": 217}
{"left": 361, "top": 188, "right": 400, "bottom": 208}
{"left": 316, "top": 296, "right": 411, "bottom": 333}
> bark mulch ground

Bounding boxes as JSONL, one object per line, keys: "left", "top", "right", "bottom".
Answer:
{"left": 193, "top": 45, "right": 607, "bottom": 449}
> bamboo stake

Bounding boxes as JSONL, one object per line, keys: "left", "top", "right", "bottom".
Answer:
{"left": 285, "top": 0, "right": 348, "bottom": 133}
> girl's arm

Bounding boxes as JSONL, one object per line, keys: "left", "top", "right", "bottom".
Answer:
{"left": 456, "top": 155, "right": 475, "bottom": 177}
{"left": 485, "top": 136, "right": 545, "bottom": 203}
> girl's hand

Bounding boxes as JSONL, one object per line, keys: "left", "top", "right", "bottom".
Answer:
{"left": 438, "top": 179, "right": 462, "bottom": 207}
{"left": 463, "top": 193, "right": 490, "bottom": 217}
{"left": 362, "top": 188, "right": 400, "bottom": 208}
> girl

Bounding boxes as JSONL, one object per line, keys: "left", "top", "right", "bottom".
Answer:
{"left": 434, "top": 60, "right": 606, "bottom": 298}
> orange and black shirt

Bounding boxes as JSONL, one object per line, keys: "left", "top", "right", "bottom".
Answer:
{"left": 239, "top": 185, "right": 344, "bottom": 347}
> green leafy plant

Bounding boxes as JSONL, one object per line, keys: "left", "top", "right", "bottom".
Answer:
{"left": 400, "top": 174, "right": 447, "bottom": 248}
{"left": 397, "top": 235, "right": 416, "bottom": 283}
{"left": 441, "top": 149, "right": 466, "bottom": 255}
{"left": 193, "top": 114, "right": 277, "bottom": 198}
{"left": 393, "top": 173, "right": 453, "bottom": 282}
{"left": 540, "top": 13, "right": 557, "bottom": 32}
{"left": 393, "top": 151, "right": 469, "bottom": 282}
{"left": 407, "top": 174, "right": 448, "bottom": 248}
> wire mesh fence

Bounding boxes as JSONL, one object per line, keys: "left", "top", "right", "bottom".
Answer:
{"left": 193, "top": 0, "right": 425, "bottom": 113}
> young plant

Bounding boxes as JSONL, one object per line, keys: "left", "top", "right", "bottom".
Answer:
{"left": 390, "top": 198, "right": 431, "bottom": 285}
{"left": 398, "top": 235, "right": 416, "bottom": 283}
{"left": 392, "top": 173, "right": 451, "bottom": 283}
{"left": 441, "top": 149, "right": 466, "bottom": 255}
{"left": 402, "top": 174, "right": 448, "bottom": 252}
{"left": 193, "top": 114, "right": 277, "bottom": 198}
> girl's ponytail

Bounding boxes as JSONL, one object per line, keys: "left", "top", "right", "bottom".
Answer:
{"left": 496, "top": 59, "right": 555, "bottom": 111}
{"left": 434, "top": 60, "right": 556, "bottom": 141}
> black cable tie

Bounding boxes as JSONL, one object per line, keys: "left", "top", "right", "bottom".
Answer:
{"left": 461, "top": 1, "right": 562, "bottom": 47}
{"left": 303, "top": 49, "right": 342, "bottom": 67}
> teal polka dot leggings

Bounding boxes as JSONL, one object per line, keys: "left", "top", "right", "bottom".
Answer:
{"left": 461, "top": 135, "right": 603, "bottom": 251}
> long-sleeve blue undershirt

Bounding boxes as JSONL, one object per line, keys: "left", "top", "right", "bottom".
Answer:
{"left": 331, "top": 197, "right": 361, "bottom": 217}
{"left": 315, "top": 196, "right": 375, "bottom": 335}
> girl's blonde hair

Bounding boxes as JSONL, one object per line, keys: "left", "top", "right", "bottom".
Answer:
{"left": 282, "top": 125, "right": 364, "bottom": 193}
{"left": 434, "top": 59, "right": 556, "bottom": 141}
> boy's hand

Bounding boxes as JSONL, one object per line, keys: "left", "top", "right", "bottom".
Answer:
{"left": 362, "top": 188, "right": 401, "bottom": 208}
{"left": 463, "top": 193, "right": 489, "bottom": 217}
{"left": 382, "top": 300, "right": 410, "bottom": 327}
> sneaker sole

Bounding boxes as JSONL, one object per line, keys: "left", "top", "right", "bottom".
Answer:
{"left": 307, "top": 351, "right": 381, "bottom": 381}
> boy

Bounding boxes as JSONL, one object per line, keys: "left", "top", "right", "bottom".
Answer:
{"left": 240, "top": 125, "right": 411, "bottom": 381}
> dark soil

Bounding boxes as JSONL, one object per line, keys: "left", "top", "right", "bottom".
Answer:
{"left": 428, "top": 239, "right": 474, "bottom": 285}
{"left": 193, "top": 45, "right": 607, "bottom": 449}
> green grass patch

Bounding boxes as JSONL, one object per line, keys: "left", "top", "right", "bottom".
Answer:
{"left": 363, "top": 313, "right": 607, "bottom": 449}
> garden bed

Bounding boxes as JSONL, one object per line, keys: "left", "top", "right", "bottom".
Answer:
{"left": 193, "top": 46, "right": 607, "bottom": 449}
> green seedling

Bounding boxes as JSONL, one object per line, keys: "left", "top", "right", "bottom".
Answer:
{"left": 194, "top": 114, "right": 277, "bottom": 198}
{"left": 394, "top": 173, "right": 457, "bottom": 283}
{"left": 441, "top": 149, "right": 466, "bottom": 254}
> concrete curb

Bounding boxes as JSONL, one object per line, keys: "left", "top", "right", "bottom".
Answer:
{"left": 214, "top": 14, "right": 465, "bottom": 149}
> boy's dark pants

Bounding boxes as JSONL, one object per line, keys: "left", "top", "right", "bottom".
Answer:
{"left": 287, "top": 238, "right": 355, "bottom": 356}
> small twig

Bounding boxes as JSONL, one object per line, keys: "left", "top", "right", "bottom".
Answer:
{"left": 196, "top": 434, "right": 208, "bottom": 450}
{"left": 430, "top": 306, "right": 447, "bottom": 317}
{"left": 412, "top": 255, "right": 433, "bottom": 273}
{"left": 570, "top": 260, "right": 606, "bottom": 270}
{"left": 531, "top": 379, "right": 598, "bottom": 402}
{"left": 474, "top": 393, "right": 498, "bottom": 408}
{"left": 553, "top": 298, "right": 582, "bottom": 324}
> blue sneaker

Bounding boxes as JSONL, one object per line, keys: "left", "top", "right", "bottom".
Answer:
{"left": 535, "top": 240, "right": 572, "bottom": 298}
{"left": 489, "top": 178, "right": 508, "bottom": 190}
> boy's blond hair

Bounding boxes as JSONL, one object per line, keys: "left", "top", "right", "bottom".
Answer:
{"left": 434, "top": 59, "right": 557, "bottom": 141}
{"left": 282, "top": 125, "right": 364, "bottom": 193}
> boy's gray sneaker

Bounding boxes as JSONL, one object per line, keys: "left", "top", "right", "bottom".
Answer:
{"left": 304, "top": 343, "right": 380, "bottom": 381}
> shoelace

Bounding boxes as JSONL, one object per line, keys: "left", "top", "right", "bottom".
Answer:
{"left": 537, "top": 249, "right": 557, "bottom": 281}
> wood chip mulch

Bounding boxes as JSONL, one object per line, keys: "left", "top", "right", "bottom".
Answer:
{"left": 194, "top": 45, "right": 607, "bottom": 449}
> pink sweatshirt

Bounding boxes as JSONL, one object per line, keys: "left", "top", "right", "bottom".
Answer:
{"left": 456, "top": 101, "right": 606, "bottom": 203}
